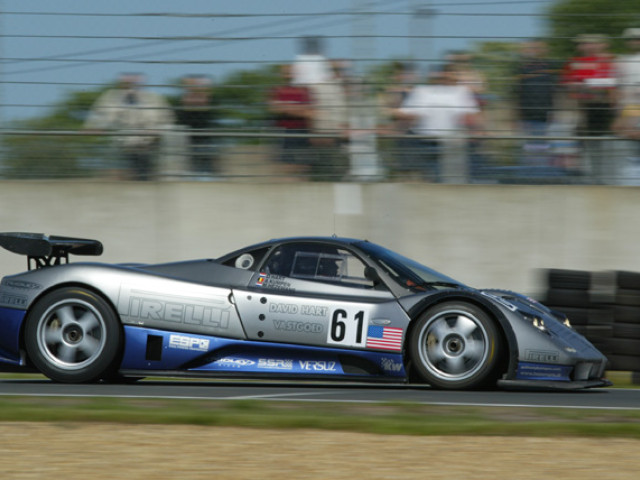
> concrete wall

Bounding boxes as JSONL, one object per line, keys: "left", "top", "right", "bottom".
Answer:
{"left": 2, "top": 181, "right": 640, "bottom": 295}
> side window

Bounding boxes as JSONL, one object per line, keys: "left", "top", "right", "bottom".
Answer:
{"left": 264, "top": 243, "right": 374, "bottom": 288}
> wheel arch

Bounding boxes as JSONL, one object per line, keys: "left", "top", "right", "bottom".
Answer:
{"left": 404, "top": 291, "right": 518, "bottom": 381}
{"left": 19, "top": 281, "right": 123, "bottom": 365}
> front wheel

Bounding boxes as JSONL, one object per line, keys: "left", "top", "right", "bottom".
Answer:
{"left": 409, "top": 302, "right": 503, "bottom": 390}
{"left": 24, "top": 287, "right": 122, "bottom": 383}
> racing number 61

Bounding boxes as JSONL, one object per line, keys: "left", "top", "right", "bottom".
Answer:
{"left": 330, "top": 309, "right": 365, "bottom": 346}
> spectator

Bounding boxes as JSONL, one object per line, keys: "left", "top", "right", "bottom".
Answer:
{"left": 395, "top": 63, "right": 482, "bottom": 183}
{"left": 175, "top": 75, "right": 218, "bottom": 179}
{"left": 616, "top": 28, "right": 640, "bottom": 108}
{"left": 84, "top": 73, "right": 174, "bottom": 181}
{"left": 268, "top": 64, "right": 314, "bottom": 179}
{"left": 613, "top": 28, "right": 640, "bottom": 183}
{"left": 513, "top": 39, "right": 559, "bottom": 168}
{"left": 446, "top": 50, "right": 488, "bottom": 107}
{"left": 447, "top": 51, "right": 490, "bottom": 180}
{"left": 292, "top": 36, "right": 334, "bottom": 86}
{"left": 292, "top": 36, "right": 348, "bottom": 179}
{"left": 562, "top": 34, "right": 617, "bottom": 183}
{"left": 382, "top": 61, "right": 424, "bottom": 178}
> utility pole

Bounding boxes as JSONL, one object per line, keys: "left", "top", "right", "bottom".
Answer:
{"left": 410, "top": 1, "right": 436, "bottom": 76}
{"left": 349, "top": 0, "right": 382, "bottom": 179}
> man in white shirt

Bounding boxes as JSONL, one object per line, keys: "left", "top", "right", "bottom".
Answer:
{"left": 85, "top": 73, "right": 174, "bottom": 180}
{"left": 397, "top": 64, "right": 481, "bottom": 183}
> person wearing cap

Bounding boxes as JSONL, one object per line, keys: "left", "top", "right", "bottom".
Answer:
{"left": 561, "top": 34, "right": 617, "bottom": 183}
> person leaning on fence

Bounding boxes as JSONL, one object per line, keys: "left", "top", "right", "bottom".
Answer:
{"left": 84, "top": 73, "right": 174, "bottom": 181}
{"left": 268, "top": 64, "right": 314, "bottom": 180}
{"left": 292, "top": 36, "right": 348, "bottom": 180}
{"left": 381, "top": 61, "right": 424, "bottom": 178}
{"left": 513, "top": 39, "right": 560, "bottom": 169}
{"left": 395, "top": 63, "right": 482, "bottom": 183}
{"left": 561, "top": 34, "right": 617, "bottom": 183}
{"left": 176, "top": 75, "right": 218, "bottom": 179}
{"left": 612, "top": 28, "right": 640, "bottom": 183}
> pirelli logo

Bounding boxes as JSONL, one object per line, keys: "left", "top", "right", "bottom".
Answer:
{"left": 119, "top": 287, "right": 230, "bottom": 330}
{"left": 0, "top": 293, "right": 28, "bottom": 308}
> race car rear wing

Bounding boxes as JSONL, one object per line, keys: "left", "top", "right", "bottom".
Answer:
{"left": 0, "top": 232, "right": 103, "bottom": 270}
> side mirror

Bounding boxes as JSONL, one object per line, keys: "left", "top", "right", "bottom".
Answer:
{"left": 364, "top": 266, "right": 382, "bottom": 286}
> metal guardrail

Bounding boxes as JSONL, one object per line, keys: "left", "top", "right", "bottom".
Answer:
{"left": 0, "top": 128, "right": 638, "bottom": 184}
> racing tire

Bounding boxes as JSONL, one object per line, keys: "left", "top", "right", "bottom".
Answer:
{"left": 547, "top": 269, "right": 591, "bottom": 290}
{"left": 409, "top": 302, "right": 504, "bottom": 390}
{"left": 615, "top": 271, "right": 640, "bottom": 290}
{"left": 24, "top": 287, "right": 122, "bottom": 383}
{"left": 613, "top": 323, "right": 640, "bottom": 340}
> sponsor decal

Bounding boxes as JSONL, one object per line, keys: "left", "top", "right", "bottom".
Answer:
{"left": 255, "top": 274, "right": 294, "bottom": 292}
{"left": 525, "top": 349, "right": 560, "bottom": 363}
{"left": 1, "top": 280, "right": 42, "bottom": 290}
{"left": 380, "top": 357, "right": 404, "bottom": 373}
{"left": 366, "top": 325, "right": 403, "bottom": 351}
{"left": 298, "top": 360, "right": 337, "bottom": 372}
{"left": 516, "top": 362, "right": 572, "bottom": 381}
{"left": 215, "top": 358, "right": 256, "bottom": 367}
{"left": 0, "top": 293, "right": 28, "bottom": 308}
{"left": 120, "top": 290, "right": 231, "bottom": 330}
{"left": 273, "top": 319, "right": 323, "bottom": 333}
{"left": 257, "top": 358, "right": 293, "bottom": 370}
{"left": 168, "top": 334, "right": 210, "bottom": 352}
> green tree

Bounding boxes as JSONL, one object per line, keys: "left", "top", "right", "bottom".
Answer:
{"left": 3, "top": 88, "right": 108, "bottom": 178}
{"left": 212, "top": 64, "right": 281, "bottom": 128}
{"left": 546, "top": 0, "right": 640, "bottom": 58}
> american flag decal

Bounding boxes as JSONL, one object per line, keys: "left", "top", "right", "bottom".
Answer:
{"left": 366, "top": 325, "right": 403, "bottom": 351}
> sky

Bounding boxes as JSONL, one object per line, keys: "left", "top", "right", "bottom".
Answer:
{"left": 0, "top": 0, "right": 553, "bottom": 123}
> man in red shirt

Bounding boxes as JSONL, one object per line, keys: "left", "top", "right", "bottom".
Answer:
{"left": 562, "top": 34, "right": 616, "bottom": 183}
{"left": 269, "top": 64, "right": 314, "bottom": 179}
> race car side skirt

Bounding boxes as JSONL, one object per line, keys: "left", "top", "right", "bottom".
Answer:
{"left": 120, "top": 325, "right": 407, "bottom": 379}
{"left": 0, "top": 307, "right": 26, "bottom": 366}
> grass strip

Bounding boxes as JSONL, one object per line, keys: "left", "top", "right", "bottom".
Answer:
{"left": 0, "top": 396, "right": 639, "bottom": 438}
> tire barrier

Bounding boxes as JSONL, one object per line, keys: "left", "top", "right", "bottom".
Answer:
{"left": 540, "top": 269, "right": 640, "bottom": 380}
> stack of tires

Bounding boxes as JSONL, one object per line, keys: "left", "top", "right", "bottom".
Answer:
{"left": 608, "top": 271, "right": 640, "bottom": 375}
{"left": 541, "top": 269, "right": 613, "bottom": 358}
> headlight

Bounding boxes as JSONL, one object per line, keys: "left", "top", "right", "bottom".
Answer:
{"left": 532, "top": 317, "right": 546, "bottom": 332}
{"left": 563, "top": 317, "right": 572, "bottom": 328}
{"left": 522, "top": 315, "right": 549, "bottom": 333}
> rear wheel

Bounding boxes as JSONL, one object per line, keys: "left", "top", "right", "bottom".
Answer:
{"left": 409, "top": 302, "right": 503, "bottom": 390}
{"left": 24, "top": 287, "right": 122, "bottom": 383}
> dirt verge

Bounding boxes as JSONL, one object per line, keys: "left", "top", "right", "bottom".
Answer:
{"left": 1, "top": 423, "right": 638, "bottom": 479}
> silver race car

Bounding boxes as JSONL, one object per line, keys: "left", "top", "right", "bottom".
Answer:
{"left": 0, "top": 232, "right": 610, "bottom": 389}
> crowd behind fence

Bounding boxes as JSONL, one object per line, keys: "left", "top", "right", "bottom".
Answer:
{"left": 1, "top": 7, "right": 640, "bottom": 184}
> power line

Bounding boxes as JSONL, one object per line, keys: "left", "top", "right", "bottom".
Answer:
{"left": 0, "top": 2, "right": 552, "bottom": 18}
{"left": 3, "top": 0, "right": 406, "bottom": 75}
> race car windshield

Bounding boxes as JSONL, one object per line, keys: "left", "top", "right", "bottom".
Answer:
{"left": 356, "top": 241, "right": 465, "bottom": 291}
